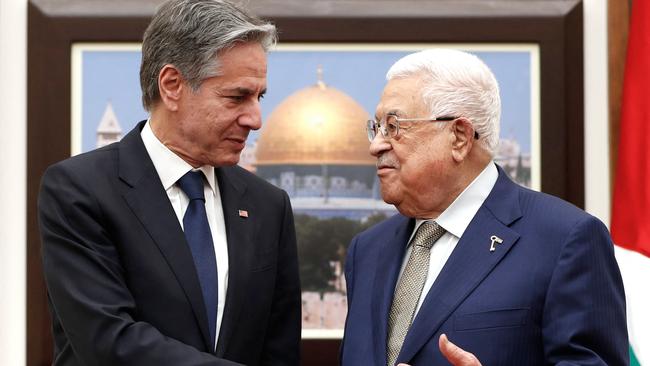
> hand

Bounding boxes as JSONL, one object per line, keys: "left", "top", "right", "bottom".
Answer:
{"left": 438, "top": 334, "right": 482, "bottom": 366}
{"left": 396, "top": 334, "right": 482, "bottom": 366}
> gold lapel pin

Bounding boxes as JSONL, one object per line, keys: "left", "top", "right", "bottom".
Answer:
{"left": 490, "top": 235, "right": 503, "bottom": 252}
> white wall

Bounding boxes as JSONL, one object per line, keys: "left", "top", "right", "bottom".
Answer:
{"left": 0, "top": 0, "right": 27, "bottom": 365}
{"left": 583, "top": 0, "right": 610, "bottom": 224}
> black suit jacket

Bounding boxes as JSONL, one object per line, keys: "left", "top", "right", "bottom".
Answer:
{"left": 38, "top": 122, "right": 301, "bottom": 366}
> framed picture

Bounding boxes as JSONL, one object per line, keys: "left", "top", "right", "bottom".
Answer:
{"left": 28, "top": 0, "right": 583, "bottom": 364}
{"left": 71, "top": 42, "right": 540, "bottom": 339}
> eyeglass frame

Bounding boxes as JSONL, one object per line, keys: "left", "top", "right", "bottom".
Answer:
{"left": 366, "top": 115, "right": 479, "bottom": 142}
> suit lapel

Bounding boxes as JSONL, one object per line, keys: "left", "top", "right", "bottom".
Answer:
{"left": 118, "top": 122, "right": 212, "bottom": 351}
{"left": 213, "top": 166, "right": 252, "bottom": 358}
{"left": 397, "top": 166, "right": 523, "bottom": 364}
{"left": 371, "top": 215, "right": 414, "bottom": 366}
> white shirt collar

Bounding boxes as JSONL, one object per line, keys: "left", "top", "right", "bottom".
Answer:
{"left": 141, "top": 120, "right": 217, "bottom": 194}
{"left": 416, "top": 162, "right": 498, "bottom": 239}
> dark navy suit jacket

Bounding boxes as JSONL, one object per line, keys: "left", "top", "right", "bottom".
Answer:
{"left": 38, "top": 122, "right": 301, "bottom": 366}
{"left": 341, "top": 166, "right": 628, "bottom": 365}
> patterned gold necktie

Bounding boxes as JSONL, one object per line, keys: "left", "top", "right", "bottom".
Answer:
{"left": 386, "top": 221, "right": 446, "bottom": 366}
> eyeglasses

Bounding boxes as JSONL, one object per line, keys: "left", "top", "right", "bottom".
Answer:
{"left": 366, "top": 115, "right": 468, "bottom": 142}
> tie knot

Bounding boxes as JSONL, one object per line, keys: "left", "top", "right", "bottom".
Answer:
{"left": 177, "top": 170, "right": 206, "bottom": 201}
{"left": 411, "top": 221, "right": 446, "bottom": 249}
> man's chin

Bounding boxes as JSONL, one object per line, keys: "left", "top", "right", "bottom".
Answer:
{"left": 207, "top": 154, "right": 240, "bottom": 167}
{"left": 379, "top": 189, "right": 399, "bottom": 207}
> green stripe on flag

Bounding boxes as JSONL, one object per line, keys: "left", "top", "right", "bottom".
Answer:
{"left": 630, "top": 347, "right": 640, "bottom": 366}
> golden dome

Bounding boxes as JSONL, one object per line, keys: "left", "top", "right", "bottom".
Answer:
{"left": 256, "top": 81, "right": 374, "bottom": 166}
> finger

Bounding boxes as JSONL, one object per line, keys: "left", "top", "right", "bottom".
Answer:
{"left": 438, "top": 334, "right": 482, "bottom": 366}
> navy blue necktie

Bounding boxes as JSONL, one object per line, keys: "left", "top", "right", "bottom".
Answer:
{"left": 177, "top": 170, "right": 218, "bottom": 350}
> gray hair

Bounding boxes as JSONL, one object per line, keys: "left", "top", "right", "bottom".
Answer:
{"left": 386, "top": 49, "right": 501, "bottom": 155}
{"left": 140, "top": 0, "right": 277, "bottom": 110}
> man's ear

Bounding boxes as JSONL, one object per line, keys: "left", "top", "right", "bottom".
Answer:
{"left": 450, "top": 118, "right": 475, "bottom": 163}
{"left": 158, "top": 64, "right": 184, "bottom": 111}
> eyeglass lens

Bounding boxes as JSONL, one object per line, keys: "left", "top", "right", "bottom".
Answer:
{"left": 367, "top": 115, "right": 401, "bottom": 142}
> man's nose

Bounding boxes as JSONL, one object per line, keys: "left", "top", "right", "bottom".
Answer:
{"left": 239, "top": 100, "right": 262, "bottom": 130}
{"left": 369, "top": 133, "right": 391, "bottom": 157}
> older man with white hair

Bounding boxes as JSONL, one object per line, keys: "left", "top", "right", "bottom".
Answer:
{"left": 341, "top": 49, "right": 628, "bottom": 365}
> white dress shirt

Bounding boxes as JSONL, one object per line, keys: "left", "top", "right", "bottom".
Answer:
{"left": 397, "top": 162, "right": 498, "bottom": 317}
{"left": 141, "top": 121, "right": 228, "bottom": 350}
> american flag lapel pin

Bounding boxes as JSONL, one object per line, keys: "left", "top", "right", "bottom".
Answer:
{"left": 238, "top": 209, "right": 249, "bottom": 218}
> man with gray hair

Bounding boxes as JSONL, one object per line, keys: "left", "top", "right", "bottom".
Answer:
{"left": 341, "top": 49, "right": 628, "bottom": 365}
{"left": 38, "top": 0, "right": 300, "bottom": 365}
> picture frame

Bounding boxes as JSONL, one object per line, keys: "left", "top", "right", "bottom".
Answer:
{"left": 71, "top": 42, "right": 540, "bottom": 340}
{"left": 27, "top": 1, "right": 583, "bottom": 364}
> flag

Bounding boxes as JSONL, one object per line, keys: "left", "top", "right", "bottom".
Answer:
{"left": 611, "top": 0, "right": 650, "bottom": 364}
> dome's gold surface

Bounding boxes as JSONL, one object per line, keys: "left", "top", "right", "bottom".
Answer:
{"left": 256, "top": 83, "right": 374, "bottom": 166}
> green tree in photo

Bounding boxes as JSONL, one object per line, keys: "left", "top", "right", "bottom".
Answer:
{"left": 295, "top": 213, "right": 389, "bottom": 292}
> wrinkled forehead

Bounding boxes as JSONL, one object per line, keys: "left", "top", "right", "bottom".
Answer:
{"left": 376, "top": 76, "right": 427, "bottom": 117}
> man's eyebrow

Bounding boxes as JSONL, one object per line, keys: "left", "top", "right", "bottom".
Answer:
{"left": 223, "top": 87, "right": 266, "bottom": 96}
{"left": 386, "top": 109, "right": 401, "bottom": 116}
{"left": 222, "top": 87, "right": 252, "bottom": 95}
{"left": 375, "top": 109, "right": 402, "bottom": 119}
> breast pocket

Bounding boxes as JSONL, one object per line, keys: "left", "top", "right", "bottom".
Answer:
{"left": 454, "top": 308, "right": 529, "bottom": 331}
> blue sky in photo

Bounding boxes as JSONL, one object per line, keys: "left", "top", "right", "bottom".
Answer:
{"left": 80, "top": 48, "right": 531, "bottom": 153}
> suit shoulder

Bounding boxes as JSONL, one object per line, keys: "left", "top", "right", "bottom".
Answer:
{"left": 519, "top": 186, "right": 589, "bottom": 217}
{"left": 516, "top": 185, "right": 605, "bottom": 234}
{"left": 43, "top": 143, "right": 119, "bottom": 181}
{"left": 222, "top": 164, "right": 288, "bottom": 198}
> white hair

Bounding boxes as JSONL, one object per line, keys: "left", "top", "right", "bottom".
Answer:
{"left": 386, "top": 48, "right": 501, "bottom": 155}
